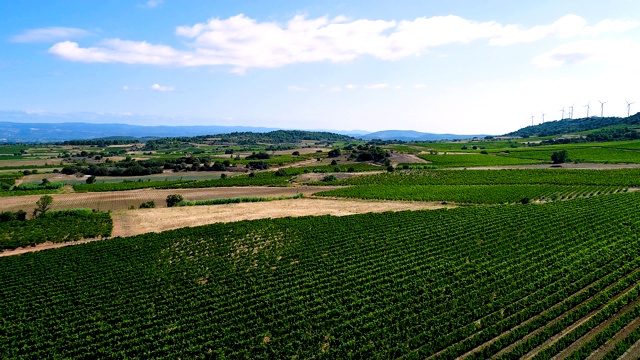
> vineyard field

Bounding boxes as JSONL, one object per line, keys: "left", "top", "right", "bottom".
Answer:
{"left": 315, "top": 184, "right": 627, "bottom": 204}
{"left": 1, "top": 193, "right": 640, "bottom": 358}
{"left": 0, "top": 209, "right": 112, "bottom": 251}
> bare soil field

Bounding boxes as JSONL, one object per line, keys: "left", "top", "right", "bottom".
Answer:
{"left": 0, "top": 186, "right": 340, "bottom": 213}
{"left": 292, "top": 171, "right": 384, "bottom": 183}
{"left": 389, "top": 153, "right": 430, "bottom": 165}
{"left": 0, "top": 159, "right": 62, "bottom": 167}
{"left": 110, "top": 198, "right": 454, "bottom": 238}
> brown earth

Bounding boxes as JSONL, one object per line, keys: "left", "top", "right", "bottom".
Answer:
{"left": 388, "top": 153, "right": 430, "bottom": 165}
{"left": 587, "top": 316, "right": 640, "bottom": 360}
{"left": 110, "top": 198, "right": 453, "bottom": 238}
{"left": 0, "top": 186, "right": 342, "bottom": 213}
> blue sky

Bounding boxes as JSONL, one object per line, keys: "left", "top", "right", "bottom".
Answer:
{"left": 1, "top": 1, "right": 640, "bottom": 134}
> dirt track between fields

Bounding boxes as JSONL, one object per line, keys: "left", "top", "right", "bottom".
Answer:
{"left": 110, "top": 198, "right": 454, "bottom": 238}
{"left": 0, "top": 198, "right": 453, "bottom": 257}
{"left": 456, "top": 163, "right": 640, "bottom": 170}
{"left": 0, "top": 186, "right": 341, "bottom": 213}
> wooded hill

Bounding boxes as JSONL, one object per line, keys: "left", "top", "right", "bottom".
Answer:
{"left": 506, "top": 112, "right": 640, "bottom": 138}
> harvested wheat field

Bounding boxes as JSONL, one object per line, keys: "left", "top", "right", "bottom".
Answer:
{"left": 110, "top": 198, "right": 453, "bottom": 237}
{"left": 0, "top": 186, "right": 341, "bottom": 213}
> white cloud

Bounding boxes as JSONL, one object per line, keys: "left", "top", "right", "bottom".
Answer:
{"left": 490, "top": 15, "right": 638, "bottom": 46}
{"left": 47, "top": 14, "right": 637, "bottom": 71}
{"left": 365, "top": 83, "right": 389, "bottom": 89}
{"left": 531, "top": 39, "right": 640, "bottom": 68}
{"left": 11, "top": 27, "right": 91, "bottom": 43}
{"left": 146, "top": 0, "right": 163, "bottom": 8}
{"left": 150, "top": 83, "right": 175, "bottom": 91}
{"left": 345, "top": 84, "right": 358, "bottom": 90}
{"left": 122, "top": 85, "right": 129, "bottom": 91}
{"left": 414, "top": 84, "right": 427, "bottom": 88}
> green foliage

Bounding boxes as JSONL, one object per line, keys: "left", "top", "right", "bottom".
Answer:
{"left": 1, "top": 193, "right": 640, "bottom": 357}
{"left": 315, "top": 184, "right": 624, "bottom": 204}
{"left": 86, "top": 175, "right": 96, "bottom": 184}
{"left": 328, "top": 148, "right": 341, "bottom": 157}
{"left": 32, "top": 195, "right": 53, "bottom": 218}
{"left": 0, "top": 209, "right": 112, "bottom": 251}
{"left": 166, "top": 194, "right": 184, "bottom": 207}
{"left": 179, "top": 193, "right": 303, "bottom": 206}
{"left": 322, "top": 174, "right": 338, "bottom": 182}
{"left": 417, "top": 153, "right": 540, "bottom": 167}
{"left": 329, "top": 168, "right": 640, "bottom": 187}
{"left": 139, "top": 200, "right": 156, "bottom": 209}
{"left": 551, "top": 150, "right": 569, "bottom": 164}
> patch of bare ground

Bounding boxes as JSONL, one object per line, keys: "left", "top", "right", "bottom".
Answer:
{"left": 292, "top": 171, "right": 384, "bottom": 183}
{"left": 0, "top": 186, "right": 341, "bottom": 213}
{"left": 438, "top": 266, "right": 640, "bottom": 359}
{"left": 0, "top": 159, "right": 63, "bottom": 167}
{"left": 388, "top": 153, "right": 430, "bottom": 165}
{"left": 0, "top": 238, "right": 107, "bottom": 257}
{"left": 552, "top": 295, "right": 640, "bottom": 359}
{"left": 454, "top": 163, "right": 640, "bottom": 170}
{"left": 110, "top": 198, "right": 453, "bottom": 238}
{"left": 586, "top": 317, "right": 640, "bottom": 360}
{"left": 620, "top": 338, "right": 640, "bottom": 359}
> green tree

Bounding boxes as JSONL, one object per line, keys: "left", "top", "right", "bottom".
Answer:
{"left": 166, "top": 194, "right": 184, "bottom": 207}
{"left": 33, "top": 195, "right": 53, "bottom": 218}
{"left": 86, "top": 175, "right": 97, "bottom": 184}
{"left": 551, "top": 150, "right": 569, "bottom": 164}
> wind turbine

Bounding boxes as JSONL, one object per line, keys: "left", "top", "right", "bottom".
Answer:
{"left": 560, "top": 107, "right": 565, "bottom": 120}
{"left": 626, "top": 100, "right": 635, "bottom": 117}
{"left": 584, "top": 101, "right": 590, "bottom": 118}
{"left": 569, "top": 104, "right": 574, "bottom": 120}
{"left": 599, "top": 100, "right": 607, "bottom": 117}
{"left": 530, "top": 115, "right": 535, "bottom": 126}
{"left": 541, "top": 112, "right": 546, "bottom": 123}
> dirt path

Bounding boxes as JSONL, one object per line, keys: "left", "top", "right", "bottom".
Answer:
{"left": 587, "top": 317, "right": 640, "bottom": 360}
{"left": 0, "top": 238, "right": 108, "bottom": 257}
{"left": 110, "top": 198, "right": 453, "bottom": 238}
{"left": 551, "top": 294, "right": 640, "bottom": 359}
{"left": 0, "top": 198, "right": 453, "bottom": 257}
{"left": 0, "top": 186, "right": 341, "bottom": 213}
{"left": 620, "top": 338, "right": 640, "bottom": 359}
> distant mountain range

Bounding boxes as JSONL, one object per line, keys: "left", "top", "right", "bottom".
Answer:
{"left": 0, "top": 110, "right": 486, "bottom": 142}
{"left": 359, "top": 130, "right": 487, "bottom": 141}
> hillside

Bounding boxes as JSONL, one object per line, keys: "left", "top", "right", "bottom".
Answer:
{"left": 359, "top": 129, "right": 486, "bottom": 141}
{"left": 506, "top": 112, "right": 640, "bottom": 138}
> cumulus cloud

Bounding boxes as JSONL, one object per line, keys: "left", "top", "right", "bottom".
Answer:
{"left": 150, "top": 83, "right": 175, "bottom": 91}
{"left": 531, "top": 39, "right": 640, "bottom": 68}
{"left": 46, "top": 14, "right": 637, "bottom": 71}
{"left": 490, "top": 15, "right": 638, "bottom": 46}
{"left": 11, "top": 27, "right": 91, "bottom": 43}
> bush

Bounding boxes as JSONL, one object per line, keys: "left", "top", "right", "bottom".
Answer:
{"left": 322, "top": 175, "right": 338, "bottom": 182}
{"left": 328, "top": 149, "right": 341, "bottom": 158}
{"left": 86, "top": 175, "right": 97, "bottom": 184}
{"left": 480, "top": 150, "right": 489, "bottom": 155}
{"left": 274, "top": 169, "right": 287, "bottom": 177}
{"left": 220, "top": 173, "right": 227, "bottom": 179}
{"left": 330, "top": 160, "right": 338, "bottom": 166}
{"left": 387, "top": 166, "right": 395, "bottom": 172}
{"left": 166, "top": 194, "right": 184, "bottom": 207}
{"left": 551, "top": 150, "right": 569, "bottom": 164}
{"left": 292, "top": 151, "right": 300, "bottom": 156}
{"left": 520, "top": 197, "right": 530, "bottom": 204}
{"left": 139, "top": 200, "right": 155, "bottom": 209}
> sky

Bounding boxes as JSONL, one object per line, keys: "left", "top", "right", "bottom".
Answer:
{"left": 1, "top": 0, "right": 640, "bottom": 135}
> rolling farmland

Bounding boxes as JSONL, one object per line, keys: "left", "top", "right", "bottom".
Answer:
{"left": 1, "top": 192, "right": 640, "bottom": 358}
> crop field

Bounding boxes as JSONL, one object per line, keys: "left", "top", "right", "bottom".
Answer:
{"left": 316, "top": 184, "right": 628, "bottom": 204}
{"left": 0, "top": 186, "right": 340, "bottom": 213}
{"left": 1, "top": 193, "right": 639, "bottom": 358}
{"left": 417, "top": 153, "right": 541, "bottom": 167}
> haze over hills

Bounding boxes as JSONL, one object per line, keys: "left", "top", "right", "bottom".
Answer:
{"left": 0, "top": 111, "right": 484, "bottom": 142}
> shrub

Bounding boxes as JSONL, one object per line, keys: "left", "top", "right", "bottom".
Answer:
{"left": 274, "top": 169, "right": 287, "bottom": 177}
{"left": 86, "top": 175, "right": 97, "bottom": 184}
{"left": 292, "top": 151, "right": 300, "bottom": 156}
{"left": 166, "top": 194, "right": 184, "bottom": 207}
{"left": 480, "top": 150, "right": 489, "bottom": 155}
{"left": 551, "top": 150, "right": 569, "bottom": 164}
{"left": 322, "top": 175, "right": 338, "bottom": 182}
{"left": 520, "top": 197, "right": 530, "bottom": 204}
{"left": 328, "top": 149, "right": 341, "bottom": 158}
{"left": 387, "top": 166, "right": 395, "bottom": 172}
{"left": 139, "top": 200, "right": 156, "bottom": 209}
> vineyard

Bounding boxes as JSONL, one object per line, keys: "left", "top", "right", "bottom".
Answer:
{"left": 1, "top": 192, "right": 640, "bottom": 358}
{"left": 316, "top": 184, "right": 628, "bottom": 204}
{"left": 0, "top": 209, "right": 112, "bottom": 251}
